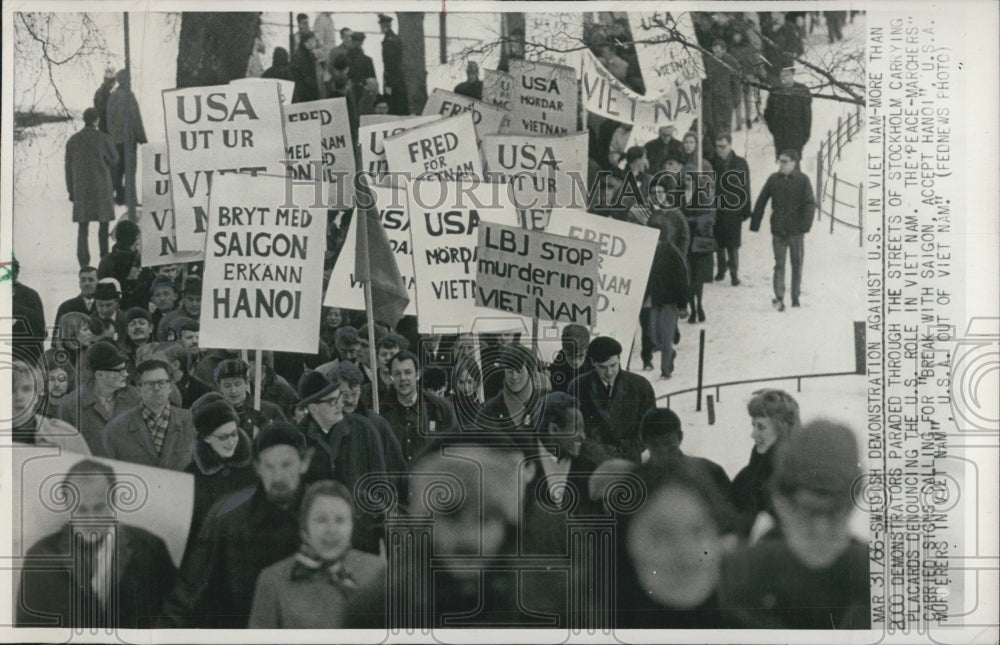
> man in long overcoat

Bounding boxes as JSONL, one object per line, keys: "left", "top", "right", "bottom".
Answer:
{"left": 378, "top": 13, "right": 409, "bottom": 115}
{"left": 710, "top": 133, "right": 752, "bottom": 285}
{"left": 65, "top": 107, "right": 117, "bottom": 268}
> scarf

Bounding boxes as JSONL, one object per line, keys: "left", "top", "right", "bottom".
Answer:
{"left": 289, "top": 543, "right": 358, "bottom": 590}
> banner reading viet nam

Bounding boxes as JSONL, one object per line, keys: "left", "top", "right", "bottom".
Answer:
{"left": 358, "top": 114, "right": 441, "bottom": 180}
{"left": 323, "top": 181, "right": 417, "bottom": 316}
{"left": 581, "top": 48, "right": 700, "bottom": 129}
{"left": 475, "top": 222, "right": 600, "bottom": 326}
{"left": 524, "top": 12, "right": 585, "bottom": 70}
{"left": 506, "top": 60, "right": 578, "bottom": 136}
{"left": 407, "top": 178, "right": 528, "bottom": 334}
{"left": 422, "top": 89, "right": 511, "bottom": 140}
{"left": 480, "top": 131, "right": 589, "bottom": 229}
{"left": 544, "top": 209, "right": 657, "bottom": 345}
{"left": 201, "top": 173, "right": 326, "bottom": 353}
{"left": 627, "top": 11, "right": 705, "bottom": 149}
{"left": 139, "top": 143, "right": 203, "bottom": 266}
{"left": 162, "top": 83, "right": 286, "bottom": 253}
{"left": 283, "top": 98, "right": 355, "bottom": 208}
{"left": 383, "top": 113, "right": 482, "bottom": 181}
{"left": 281, "top": 105, "right": 322, "bottom": 182}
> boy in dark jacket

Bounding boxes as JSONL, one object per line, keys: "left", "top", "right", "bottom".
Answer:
{"left": 750, "top": 150, "right": 816, "bottom": 310}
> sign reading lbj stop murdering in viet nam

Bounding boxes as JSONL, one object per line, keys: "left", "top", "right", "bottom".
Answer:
{"left": 162, "top": 83, "right": 287, "bottom": 253}
{"left": 139, "top": 143, "right": 203, "bottom": 266}
{"left": 382, "top": 113, "right": 483, "bottom": 181}
{"left": 324, "top": 181, "right": 418, "bottom": 316}
{"left": 475, "top": 222, "right": 600, "bottom": 326}
{"left": 283, "top": 98, "right": 355, "bottom": 208}
{"left": 506, "top": 60, "right": 579, "bottom": 136}
{"left": 201, "top": 173, "right": 326, "bottom": 354}
{"left": 422, "top": 89, "right": 511, "bottom": 141}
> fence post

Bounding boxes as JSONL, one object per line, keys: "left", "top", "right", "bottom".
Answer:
{"left": 836, "top": 116, "right": 843, "bottom": 159}
{"left": 830, "top": 173, "right": 837, "bottom": 233}
{"left": 707, "top": 394, "right": 716, "bottom": 425}
{"left": 816, "top": 148, "right": 823, "bottom": 219}
{"left": 858, "top": 181, "right": 864, "bottom": 247}
{"left": 696, "top": 329, "right": 706, "bottom": 412}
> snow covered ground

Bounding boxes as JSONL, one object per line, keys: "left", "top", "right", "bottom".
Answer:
{"left": 11, "top": 12, "right": 868, "bottom": 515}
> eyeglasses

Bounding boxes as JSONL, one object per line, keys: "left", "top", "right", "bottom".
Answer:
{"left": 207, "top": 429, "right": 239, "bottom": 443}
{"left": 317, "top": 394, "right": 342, "bottom": 405}
{"left": 101, "top": 366, "right": 129, "bottom": 375}
{"left": 140, "top": 379, "right": 171, "bottom": 390}
{"left": 778, "top": 158, "right": 795, "bottom": 164}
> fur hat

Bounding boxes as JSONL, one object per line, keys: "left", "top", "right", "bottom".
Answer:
{"left": 124, "top": 307, "right": 152, "bottom": 325}
{"left": 149, "top": 274, "right": 179, "bottom": 299}
{"left": 214, "top": 358, "right": 249, "bottom": 384}
{"left": 772, "top": 419, "right": 861, "bottom": 510}
{"left": 86, "top": 341, "right": 128, "bottom": 372}
{"left": 191, "top": 392, "right": 240, "bottom": 437}
{"left": 253, "top": 420, "right": 306, "bottom": 458}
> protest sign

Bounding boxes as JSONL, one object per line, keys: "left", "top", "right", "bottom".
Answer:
{"left": 475, "top": 222, "right": 600, "bottom": 326}
{"left": 230, "top": 77, "right": 295, "bottom": 105}
{"left": 358, "top": 114, "right": 441, "bottom": 180}
{"left": 506, "top": 59, "right": 579, "bottom": 136}
{"left": 482, "top": 69, "right": 516, "bottom": 111}
{"left": 422, "top": 88, "right": 511, "bottom": 140}
{"left": 281, "top": 105, "right": 322, "bottom": 182}
{"left": 162, "top": 83, "right": 287, "bottom": 252}
{"left": 407, "top": 178, "right": 528, "bottom": 333}
{"left": 627, "top": 11, "right": 705, "bottom": 149}
{"left": 524, "top": 12, "right": 585, "bottom": 70}
{"left": 383, "top": 113, "right": 482, "bottom": 181}
{"left": 581, "top": 48, "right": 700, "bottom": 129}
{"left": 324, "top": 181, "right": 417, "bottom": 316}
{"left": 480, "top": 131, "right": 589, "bottom": 229}
{"left": 201, "top": 173, "right": 326, "bottom": 353}
{"left": 139, "top": 143, "right": 202, "bottom": 266}
{"left": 544, "top": 209, "right": 657, "bottom": 344}
{"left": 284, "top": 97, "right": 355, "bottom": 208}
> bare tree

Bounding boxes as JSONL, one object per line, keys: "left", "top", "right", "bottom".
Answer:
{"left": 176, "top": 13, "right": 262, "bottom": 87}
{"left": 398, "top": 12, "right": 427, "bottom": 114}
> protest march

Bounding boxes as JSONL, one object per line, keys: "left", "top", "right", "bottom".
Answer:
{"left": 9, "top": 8, "right": 891, "bottom": 635}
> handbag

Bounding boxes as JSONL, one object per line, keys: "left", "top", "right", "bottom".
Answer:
{"left": 690, "top": 235, "right": 717, "bottom": 254}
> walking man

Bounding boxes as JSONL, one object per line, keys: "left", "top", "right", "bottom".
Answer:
{"left": 65, "top": 108, "right": 117, "bottom": 267}
{"left": 750, "top": 149, "right": 816, "bottom": 310}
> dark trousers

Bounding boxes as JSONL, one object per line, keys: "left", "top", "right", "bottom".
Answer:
{"left": 772, "top": 234, "right": 805, "bottom": 301}
{"left": 649, "top": 305, "right": 679, "bottom": 377}
{"left": 716, "top": 246, "right": 739, "bottom": 278}
{"left": 78, "top": 222, "right": 110, "bottom": 267}
{"left": 639, "top": 307, "right": 654, "bottom": 364}
{"left": 114, "top": 142, "right": 138, "bottom": 205}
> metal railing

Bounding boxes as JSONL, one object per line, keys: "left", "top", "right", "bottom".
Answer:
{"left": 815, "top": 105, "right": 865, "bottom": 246}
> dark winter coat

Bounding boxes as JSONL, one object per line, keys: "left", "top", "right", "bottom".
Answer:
{"left": 474, "top": 382, "right": 545, "bottom": 453}
{"left": 547, "top": 350, "right": 592, "bottom": 394}
{"left": 97, "top": 244, "right": 140, "bottom": 291}
{"left": 55, "top": 294, "right": 94, "bottom": 327}
{"left": 232, "top": 399, "right": 286, "bottom": 440}
{"left": 101, "top": 405, "right": 197, "bottom": 471}
{"left": 711, "top": 151, "right": 752, "bottom": 247}
{"left": 644, "top": 136, "right": 686, "bottom": 172}
{"left": 645, "top": 239, "right": 689, "bottom": 308}
{"left": 106, "top": 88, "right": 147, "bottom": 147}
{"left": 763, "top": 82, "right": 812, "bottom": 153}
{"left": 750, "top": 169, "right": 816, "bottom": 236}
{"left": 93, "top": 80, "right": 115, "bottom": 133}
{"left": 729, "top": 446, "right": 776, "bottom": 536}
{"left": 381, "top": 30, "right": 409, "bottom": 114}
{"left": 184, "top": 428, "right": 256, "bottom": 554}
{"left": 683, "top": 197, "right": 717, "bottom": 285}
{"left": 703, "top": 52, "right": 741, "bottom": 136}
{"left": 161, "top": 486, "right": 302, "bottom": 628}
{"left": 291, "top": 43, "right": 320, "bottom": 103}
{"left": 65, "top": 126, "right": 118, "bottom": 223}
{"left": 380, "top": 388, "right": 458, "bottom": 463}
{"left": 17, "top": 524, "right": 177, "bottom": 629}
{"left": 262, "top": 47, "right": 293, "bottom": 81}
{"left": 567, "top": 369, "right": 656, "bottom": 464}
{"left": 720, "top": 539, "right": 871, "bottom": 629}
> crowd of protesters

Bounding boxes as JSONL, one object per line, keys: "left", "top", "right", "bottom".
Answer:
{"left": 12, "top": 9, "right": 868, "bottom": 632}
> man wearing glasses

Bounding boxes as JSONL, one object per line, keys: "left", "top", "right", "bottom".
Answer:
{"left": 59, "top": 340, "right": 140, "bottom": 455}
{"left": 749, "top": 149, "right": 816, "bottom": 311}
{"left": 101, "top": 358, "right": 196, "bottom": 470}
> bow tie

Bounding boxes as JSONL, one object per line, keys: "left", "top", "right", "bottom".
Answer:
{"left": 289, "top": 551, "right": 357, "bottom": 590}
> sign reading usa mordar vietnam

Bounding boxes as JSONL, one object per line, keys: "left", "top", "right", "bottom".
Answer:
{"left": 201, "top": 173, "right": 326, "bottom": 353}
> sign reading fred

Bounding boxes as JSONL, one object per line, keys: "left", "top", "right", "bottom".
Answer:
{"left": 383, "top": 113, "right": 482, "bottom": 181}
{"left": 201, "top": 173, "right": 326, "bottom": 353}
{"left": 162, "top": 83, "right": 287, "bottom": 253}
{"left": 475, "top": 222, "right": 600, "bottom": 325}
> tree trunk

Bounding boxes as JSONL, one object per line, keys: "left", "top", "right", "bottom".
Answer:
{"left": 499, "top": 12, "right": 525, "bottom": 72}
{"left": 397, "top": 12, "right": 427, "bottom": 115}
{"left": 176, "top": 13, "right": 261, "bottom": 87}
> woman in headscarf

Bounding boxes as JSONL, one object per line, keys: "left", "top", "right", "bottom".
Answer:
{"left": 248, "top": 480, "right": 385, "bottom": 628}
